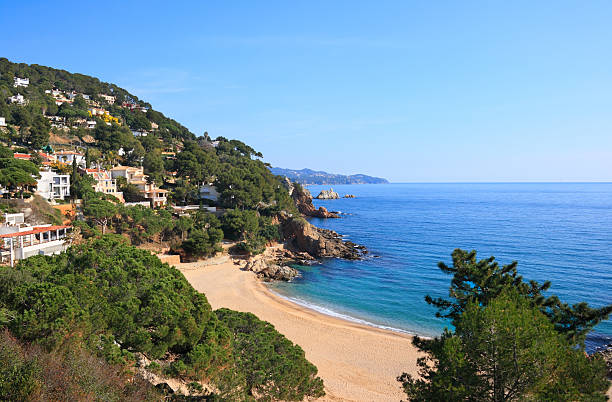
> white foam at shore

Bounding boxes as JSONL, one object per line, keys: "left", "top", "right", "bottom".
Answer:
{"left": 268, "top": 288, "right": 431, "bottom": 338}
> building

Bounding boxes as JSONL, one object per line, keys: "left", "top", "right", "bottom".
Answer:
{"left": 0, "top": 117, "right": 6, "bottom": 127}
{"left": 87, "top": 120, "right": 97, "bottom": 129}
{"left": 13, "top": 77, "right": 29, "bottom": 88}
{"left": 111, "top": 166, "right": 167, "bottom": 207}
{"left": 13, "top": 153, "right": 31, "bottom": 161}
{"left": 0, "top": 213, "right": 70, "bottom": 267}
{"left": 8, "top": 93, "right": 26, "bottom": 105}
{"left": 132, "top": 130, "right": 148, "bottom": 137}
{"left": 54, "top": 151, "right": 86, "bottom": 167}
{"left": 200, "top": 184, "right": 220, "bottom": 202}
{"left": 84, "top": 168, "right": 123, "bottom": 201}
{"left": 88, "top": 107, "right": 107, "bottom": 116}
{"left": 36, "top": 171, "right": 70, "bottom": 200}
{"left": 99, "top": 94, "right": 116, "bottom": 104}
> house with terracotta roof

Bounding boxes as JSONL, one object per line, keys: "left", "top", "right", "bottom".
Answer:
{"left": 0, "top": 213, "right": 70, "bottom": 267}
{"left": 85, "top": 168, "right": 123, "bottom": 202}
{"left": 13, "top": 153, "right": 31, "bottom": 161}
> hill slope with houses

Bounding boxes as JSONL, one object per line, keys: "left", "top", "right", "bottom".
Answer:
{"left": 0, "top": 59, "right": 337, "bottom": 399}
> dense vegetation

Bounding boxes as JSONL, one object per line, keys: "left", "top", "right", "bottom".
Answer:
{"left": 0, "top": 236, "right": 324, "bottom": 400}
{"left": 0, "top": 58, "right": 194, "bottom": 144}
{"left": 398, "top": 249, "right": 611, "bottom": 401}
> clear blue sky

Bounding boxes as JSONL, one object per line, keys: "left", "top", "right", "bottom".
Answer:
{"left": 2, "top": 1, "right": 611, "bottom": 182}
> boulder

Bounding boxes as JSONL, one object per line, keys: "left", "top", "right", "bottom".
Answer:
{"left": 244, "top": 258, "right": 299, "bottom": 281}
{"left": 315, "top": 188, "right": 340, "bottom": 199}
{"left": 344, "top": 194, "right": 355, "bottom": 198}
{"left": 291, "top": 184, "right": 339, "bottom": 218}
{"left": 278, "top": 212, "right": 366, "bottom": 260}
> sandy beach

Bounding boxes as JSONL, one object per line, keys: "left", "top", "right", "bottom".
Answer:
{"left": 177, "top": 256, "right": 421, "bottom": 402}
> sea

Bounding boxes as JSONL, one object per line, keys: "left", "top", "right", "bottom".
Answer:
{"left": 269, "top": 183, "right": 612, "bottom": 353}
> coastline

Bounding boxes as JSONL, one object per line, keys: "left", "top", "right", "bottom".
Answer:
{"left": 176, "top": 254, "right": 421, "bottom": 402}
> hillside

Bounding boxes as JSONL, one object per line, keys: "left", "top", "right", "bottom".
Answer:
{"left": 270, "top": 167, "right": 389, "bottom": 185}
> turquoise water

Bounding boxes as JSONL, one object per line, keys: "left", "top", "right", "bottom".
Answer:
{"left": 270, "top": 183, "right": 612, "bottom": 352}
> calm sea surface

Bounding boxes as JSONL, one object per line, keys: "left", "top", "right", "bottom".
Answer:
{"left": 269, "top": 183, "right": 612, "bottom": 352}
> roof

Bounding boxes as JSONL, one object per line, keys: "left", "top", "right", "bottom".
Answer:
{"left": 13, "top": 153, "right": 31, "bottom": 159}
{"left": 55, "top": 151, "right": 83, "bottom": 156}
{"left": 0, "top": 225, "right": 71, "bottom": 239}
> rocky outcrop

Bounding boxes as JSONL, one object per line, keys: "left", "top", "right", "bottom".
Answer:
{"left": 292, "top": 184, "right": 339, "bottom": 218}
{"left": 344, "top": 194, "right": 355, "bottom": 198}
{"left": 243, "top": 258, "right": 299, "bottom": 281}
{"left": 278, "top": 213, "right": 366, "bottom": 260}
{"left": 315, "top": 188, "right": 340, "bottom": 199}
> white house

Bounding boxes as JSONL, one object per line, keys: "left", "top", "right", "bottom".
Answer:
{"left": 132, "top": 130, "right": 148, "bottom": 137}
{"left": 13, "top": 77, "right": 29, "bottom": 88}
{"left": 87, "top": 120, "right": 97, "bottom": 129}
{"left": 8, "top": 93, "right": 26, "bottom": 105}
{"left": 0, "top": 117, "right": 6, "bottom": 127}
{"left": 54, "top": 151, "right": 86, "bottom": 167}
{"left": 99, "top": 94, "right": 116, "bottom": 104}
{"left": 36, "top": 171, "right": 70, "bottom": 200}
{"left": 200, "top": 184, "right": 220, "bottom": 202}
{"left": 0, "top": 213, "right": 71, "bottom": 267}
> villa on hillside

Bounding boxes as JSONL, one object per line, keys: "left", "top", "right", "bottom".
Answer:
{"left": 111, "top": 166, "right": 167, "bottom": 207}
{"left": 84, "top": 168, "right": 123, "bottom": 202}
{"left": 0, "top": 213, "right": 71, "bottom": 267}
{"left": 200, "top": 184, "right": 220, "bottom": 202}
{"left": 99, "top": 94, "right": 116, "bottom": 104}
{"left": 36, "top": 169, "right": 70, "bottom": 201}
{"left": 8, "top": 93, "right": 26, "bottom": 105}
{"left": 54, "top": 150, "right": 85, "bottom": 167}
{"left": 13, "top": 77, "right": 29, "bottom": 87}
{"left": 0, "top": 117, "right": 6, "bottom": 127}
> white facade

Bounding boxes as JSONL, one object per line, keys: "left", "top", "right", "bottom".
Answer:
{"left": 200, "top": 184, "right": 220, "bottom": 201}
{"left": 13, "top": 77, "right": 29, "bottom": 87}
{"left": 9, "top": 93, "right": 25, "bottom": 105}
{"left": 37, "top": 171, "right": 70, "bottom": 200}
{"left": 3, "top": 213, "right": 25, "bottom": 226}
{"left": 0, "top": 117, "right": 6, "bottom": 127}
{"left": 99, "top": 94, "right": 116, "bottom": 104}
{"left": 54, "top": 151, "right": 86, "bottom": 167}
{"left": 0, "top": 224, "right": 71, "bottom": 267}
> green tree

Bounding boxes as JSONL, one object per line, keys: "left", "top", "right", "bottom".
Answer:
{"left": 83, "top": 198, "right": 117, "bottom": 234}
{"left": 398, "top": 289, "right": 609, "bottom": 401}
{"left": 425, "top": 249, "right": 612, "bottom": 345}
{"left": 220, "top": 209, "right": 259, "bottom": 241}
{"left": 143, "top": 149, "right": 164, "bottom": 184}
{"left": 216, "top": 308, "right": 325, "bottom": 401}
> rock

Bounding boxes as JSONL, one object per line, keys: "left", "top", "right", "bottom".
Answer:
{"left": 278, "top": 212, "right": 366, "bottom": 260}
{"left": 595, "top": 344, "right": 612, "bottom": 379}
{"left": 344, "top": 194, "right": 355, "bottom": 198}
{"left": 281, "top": 176, "right": 294, "bottom": 196}
{"left": 244, "top": 258, "right": 299, "bottom": 281}
{"left": 291, "top": 184, "right": 339, "bottom": 218}
{"left": 315, "top": 188, "right": 340, "bottom": 199}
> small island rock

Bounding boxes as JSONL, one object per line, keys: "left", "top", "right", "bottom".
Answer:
{"left": 315, "top": 188, "right": 340, "bottom": 199}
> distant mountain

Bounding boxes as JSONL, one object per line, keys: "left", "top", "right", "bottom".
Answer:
{"left": 270, "top": 167, "right": 389, "bottom": 185}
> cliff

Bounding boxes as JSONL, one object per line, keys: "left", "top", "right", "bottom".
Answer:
{"left": 289, "top": 181, "right": 339, "bottom": 219}
{"left": 278, "top": 212, "right": 366, "bottom": 260}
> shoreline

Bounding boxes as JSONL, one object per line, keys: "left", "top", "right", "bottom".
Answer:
{"left": 176, "top": 254, "right": 421, "bottom": 401}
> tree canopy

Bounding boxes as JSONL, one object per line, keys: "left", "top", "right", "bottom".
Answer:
{"left": 399, "top": 249, "right": 611, "bottom": 401}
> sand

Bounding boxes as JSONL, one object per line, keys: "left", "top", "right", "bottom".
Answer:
{"left": 178, "top": 257, "right": 421, "bottom": 401}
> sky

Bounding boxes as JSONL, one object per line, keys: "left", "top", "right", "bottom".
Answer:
{"left": 2, "top": 1, "right": 612, "bottom": 182}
